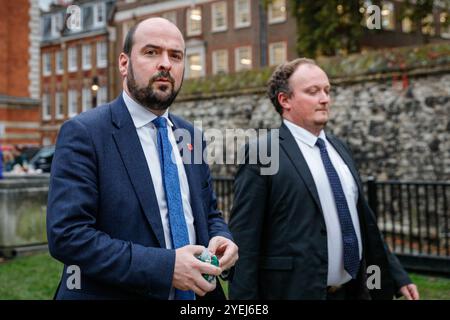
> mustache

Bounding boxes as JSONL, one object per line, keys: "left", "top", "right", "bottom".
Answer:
{"left": 150, "top": 71, "right": 175, "bottom": 85}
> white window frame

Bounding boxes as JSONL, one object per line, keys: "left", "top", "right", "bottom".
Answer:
{"left": 234, "top": 0, "right": 251, "bottom": 29}
{"left": 51, "top": 13, "right": 62, "bottom": 38}
{"left": 68, "top": 90, "right": 78, "bottom": 118}
{"left": 42, "top": 94, "right": 51, "bottom": 121}
{"left": 161, "top": 11, "right": 177, "bottom": 25}
{"left": 268, "top": 0, "right": 287, "bottom": 24}
{"left": 269, "top": 41, "right": 287, "bottom": 66}
{"left": 441, "top": 12, "right": 450, "bottom": 38}
{"left": 212, "top": 49, "right": 229, "bottom": 75}
{"left": 185, "top": 46, "right": 205, "bottom": 78}
{"left": 56, "top": 51, "right": 64, "bottom": 74}
{"left": 186, "top": 7, "right": 202, "bottom": 36}
{"left": 55, "top": 91, "right": 64, "bottom": 119}
{"left": 82, "top": 44, "right": 92, "bottom": 70}
{"left": 97, "top": 41, "right": 107, "bottom": 68}
{"left": 235, "top": 46, "right": 252, "bottom": 71}
{"left": 97, "top": 86, "right": 108, "bottom": 105}
{"left": 212, "top": 1, "right": 228, "bottom": 32}
{"left": 43, "top": 53, "right": 51, "bottom": 76}
{"left": 93, "top": 2, "right": 106, "bottom": 28}
{"left": 68, "top": 47, "right": 78, "bottom": 72}
{"left": 82, "top": 87, "right": 92, "bottom": 112}
{"left": 381, "top": 1, "right": 395, "bottom": 31}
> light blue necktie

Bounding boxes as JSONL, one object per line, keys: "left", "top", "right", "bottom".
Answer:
{"left": 152, "top": 117, "right": 195, "bottom": 300}
{"left": 316, "top": 138, "right": 360, "bottom": 279}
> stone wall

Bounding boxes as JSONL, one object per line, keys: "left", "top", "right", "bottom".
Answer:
{"left": 0, "top": 174, "right": 49, "bottom": 256}
{"left": 171, "top": 70, "right": 450, "bottom": 181}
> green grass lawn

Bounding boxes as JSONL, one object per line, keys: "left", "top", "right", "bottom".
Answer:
{"left": 0, "top": 252, "right": 449, "bottom": 300}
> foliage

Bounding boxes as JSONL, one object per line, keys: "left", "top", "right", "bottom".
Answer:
{"left": 287, "top": 0, "right": 447, "bottom": 58}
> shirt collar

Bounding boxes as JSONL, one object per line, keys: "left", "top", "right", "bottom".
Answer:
{"left": 122, "top": 90, "right": 173, "bottom": 129}
{"left": 283, "top": 119, "right": 327, "bottom": 148}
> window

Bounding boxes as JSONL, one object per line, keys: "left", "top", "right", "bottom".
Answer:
{"left": 93, "top": 2, "right": 106, "bottom": 28}
{"left": 402, "top": 16, "right": 413, "bottom": 33}
{"left": 187, "top": 7, "right": 202, "bottom": 36}
{"left": 234, "top": 0, "right": 251, "bottom": 28}
{"left": 68, "top": 90, "right": 78, "bottom": 117}
{"left": 55, "top": 92, "right": 64, "bottom": 119}
{"left": 56, "top": 51, "right": 64, "bottom": 74}
{"left": 269, "top": 42, "right": 287, "bottom": 66}
{"left": 441, "top": 12, "right": 450, "bottom": 38}
{"left": 98, "top": 87, "right": 108, "bottom": 106}
{"left": 43, "top": 53, "right": 51, "bottom": 76}
{"left": 42, "top": 94, "right": 51, "bottom": 120}
{"left": 212, "top": 49, "right": 229, "bottom": 75}
{"left": 381, "top": 1, "right": 395, "bottom": 31}
{"left": 82, "top": 88, "right": 92, "bottom": 112}
{"left": 122, "top": 21, "right": 134, "bottom": 45}
{"left": 212, "top": 1, "right": 227, "bottom": 32}
{"left": 68, "top": 47, "right": 78, "bottom": 72}
{"left": 422, "top": 14, "right": 435, "bottom": 36}
{"left": 235, "top": 46, "right": 252, "bottom": 71}
{"left": 82, "top": 44, "right": 92, "bottom": 70}
{"left": 96, "top": 42, "right": 107, "bottom": 68}
{"left": 186, "top": 54, "right": 203, "bottom": 78}
{"left": 42, "top": 15, "right": 52, "bottom": 39}
{"left": 51, "top": 13, "right": 63, "bottom": 38}
{"left": 268, "top": 0, "right": 286, "bottom": 24}
{"left": 162, "top": 11, "right": 177, "bottom": 25}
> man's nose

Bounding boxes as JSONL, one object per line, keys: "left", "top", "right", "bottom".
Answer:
{"left": 319, "top": 91, "right": 330, "bottom": 104}
{"left": 157, "top": 52, "right": 172, "bottom": 71}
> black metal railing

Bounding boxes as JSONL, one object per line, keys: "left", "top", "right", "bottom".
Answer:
{"left": 213, "top": 176, "right": 450, "bottom": 273}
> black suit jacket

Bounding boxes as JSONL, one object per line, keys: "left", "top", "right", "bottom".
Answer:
{"left": 228, "top": 124, "right": 411, "bottom": 300}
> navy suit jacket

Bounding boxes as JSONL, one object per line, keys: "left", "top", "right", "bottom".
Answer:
{"left": 47, "top": 95, "right": 232, "bottom": 299}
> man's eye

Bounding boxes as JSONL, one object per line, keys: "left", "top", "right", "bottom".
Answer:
{"left": 146, "top": 50, "right": 157, "bottom": 56}
{"left": 171, "top": 53, "right": 182, "bottom": 60}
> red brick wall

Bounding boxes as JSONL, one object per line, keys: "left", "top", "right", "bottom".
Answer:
{"left": 0, "top": 0, "right": 31, "bottom": 97}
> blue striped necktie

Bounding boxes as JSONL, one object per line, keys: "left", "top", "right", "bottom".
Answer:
{"left": 152, "top": 116, "right": 195, "bottom": 300}
{"left": 316, "top": 138, "right": 360, "bottom": 279}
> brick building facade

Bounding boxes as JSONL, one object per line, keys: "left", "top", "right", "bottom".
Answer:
{"left": 0, "top": 0, "right": 41, "bottom": 146}
{"left": 40, "top": 0, "right": 115, "bottom": 145}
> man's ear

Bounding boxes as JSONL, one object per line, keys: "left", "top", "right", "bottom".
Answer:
{"left": 118, "top": 53, "right": 129, "bottom": 77}
{"left": 278, "top": 91, "right": 291, "bottom": 112}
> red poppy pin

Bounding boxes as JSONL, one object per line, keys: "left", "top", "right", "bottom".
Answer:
{"left": 187, "top": 143, "right": 193, "bottom": 151}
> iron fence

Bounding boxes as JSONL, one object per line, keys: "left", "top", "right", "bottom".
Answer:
{"left": 213, "top": 176, "right": 450, "bottom": 274}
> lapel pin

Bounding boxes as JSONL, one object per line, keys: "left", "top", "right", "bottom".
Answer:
{"left": 187, "top": 143, "right": 193, "bottom": 151}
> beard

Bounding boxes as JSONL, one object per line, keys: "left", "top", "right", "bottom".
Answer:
{"left": 126, "top": 61, "right": 182, "bottom": 111}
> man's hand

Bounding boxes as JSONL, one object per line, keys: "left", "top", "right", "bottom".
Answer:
{"left": 399, "top": 284, "right": 419, "bottom": 300}
{"left": 172, "top": 245, "right": 222, "bottom": 296}
{"left": 208, "top": 236, "right": 239, "bottom": 271}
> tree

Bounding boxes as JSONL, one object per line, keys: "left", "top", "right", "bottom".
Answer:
{"left": 289, "top": 0, "right": 369, "bottom": 57}
{"left": 286, "top": 0, "right": 447, "bottom": 58}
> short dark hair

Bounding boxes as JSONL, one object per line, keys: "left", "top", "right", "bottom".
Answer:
{"left": 123, "top": 23, "right": 140, "bottom": 56}
{"left": 267, "top": 58, "right": 317, "bottom": 115}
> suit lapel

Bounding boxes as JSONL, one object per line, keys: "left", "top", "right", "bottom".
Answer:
{"left": 279, "top": 124, "right": 324, "bottom": 216}
{"left": 169, "top": 114, "right": 209, "bottom": 246}
{"left": 110, "top": 95, "right": 166, "bottom": 248}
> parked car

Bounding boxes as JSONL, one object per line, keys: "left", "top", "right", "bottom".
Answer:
{"left": 29, "top": 145, "right": 55, "bottom": 173}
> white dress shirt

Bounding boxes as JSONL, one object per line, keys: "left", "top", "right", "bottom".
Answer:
{"left": 123, "top": 91, "right": 196, "bottom": 249}
{"left": 284, "top": 119, "right": 363, "bottom": 286}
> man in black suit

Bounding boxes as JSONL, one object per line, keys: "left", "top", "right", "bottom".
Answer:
{"left": 228, "top": 58, "right": 419, "bottom": 300}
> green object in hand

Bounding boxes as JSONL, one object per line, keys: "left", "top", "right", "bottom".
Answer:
{"left": 197, "top": 249, "right": 219, "bottom": 283}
